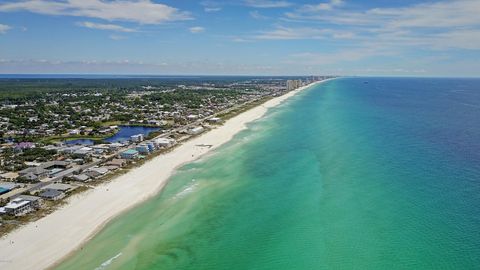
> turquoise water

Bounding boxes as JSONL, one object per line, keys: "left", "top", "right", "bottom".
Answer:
{"left": 56, "top": 78, "right": 480, "bottom": 269}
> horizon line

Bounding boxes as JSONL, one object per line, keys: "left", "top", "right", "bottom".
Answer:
{"left": 0, "top": 74, "right": 479, "bottom": 79}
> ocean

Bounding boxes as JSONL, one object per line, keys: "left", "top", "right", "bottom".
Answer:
{"left": 56, "top": 78, "right": 480, "bottom": 270}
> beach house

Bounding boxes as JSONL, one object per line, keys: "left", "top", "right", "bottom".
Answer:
{"left": 207, "top": 117, "right": 221, "bottom": 123}
{"left": 72, "top": 174, "right": 90, "bottom": 182}
{"left": 130, "top": 134, "right": 144, "bottom": 143}
{"left": 120, "top": 149, "right": 139, "bottom": 159}
{"left": 39, "top": 189, "right": 65, "bottom": 201}
{"left": 0, "top": 182, "right": 20, "bottom": 195}
{"left": 154, "top": 138, "right": 175, "bottom": 148}
{"left": 42, "top": 183, "right": 74, "bottom": 193}
{"left": 136, "top": 144, "right": 150, "bottom": 154}
{"left": 17, "top": 195, "right": 43, "bottom": 209}
{"left": 188, "top": 126, "right": 205, "bottom": 135}
{"left": 1, "top": 198, "right": 32, "bottom": 216}
{"left": 18, "top": 167, "right": 48, "bottom": 181}
{"left": 105, "top": 159, "right": 127, "bottom": 169}
{"left": 85, "top": 167, "right": 109, "bottom": 179}
{"left": 1, "top": 195, "right": 42, "bottom": 216}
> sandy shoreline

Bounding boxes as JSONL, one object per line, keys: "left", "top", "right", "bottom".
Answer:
{"left": 0, "top": 80, "right": 326, "bottom": 270}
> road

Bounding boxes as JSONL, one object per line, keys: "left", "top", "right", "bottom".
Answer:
{"left": 10, "top": 159, "right": 103, "bottom": 199}
{"left": 8, "top": 93, "right": 277, "bottom": 199}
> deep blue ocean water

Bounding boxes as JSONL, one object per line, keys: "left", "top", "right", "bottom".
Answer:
{"left": 57, "top": 78, "right": 480, "bottom": 269}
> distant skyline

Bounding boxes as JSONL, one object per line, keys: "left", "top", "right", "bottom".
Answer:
{"left": 1, "top": 0, "right": 479, "bottom": 76}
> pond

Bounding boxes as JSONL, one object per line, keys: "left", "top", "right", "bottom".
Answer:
{"left": 66, "top": 126, "right": 160, "bottom": 145}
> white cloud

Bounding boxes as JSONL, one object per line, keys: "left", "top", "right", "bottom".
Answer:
{"left": 255, "top": 26, "right": 328, "bottom": 40}
{"left": 0, "top": 23, "right": 11, "bottom": 34}
{"left": 0, "top": 59, "right": 293, "bottom": 75}
{"left": 298, "top": 0, "right": 343, "bottom": 12}
{"left": 232, "top": 37, "right": 251, "bottom": 43}
{"left": 288, "top": 48, "right": 385, "bottom": 65}
{"left": 368, "top": 0, "right": 480, "bottom": 29}
{"left": 200, "top": 0, "right": 222, "bottom": 12}
{"left": 254, "top": 26, "right": 355, "bottom": 40}
{"left": 250, "top": 10, "right": 268, "bottom": 20}
{"left": 287, "top": 0, "right": 480, "bottom": 29}
{"left": 77, "top": 21, "right": 137, "bottom": 32}
{"left": 0, "top": 0, "right": 191, "bottom": 24}
{"left": 282, "top": 0, "right": 480, "bottom": 51}
{"left": 204, "top": 7, "right": 221, "bottom": 12}
{"left": 109, "top": 34, "right": 126, "bottom": 40}
{"left": 189, "top": 26, "right": 205, "bottom": 33}
{"left": 244, "top": 0, "right": 292, "bottom": 8}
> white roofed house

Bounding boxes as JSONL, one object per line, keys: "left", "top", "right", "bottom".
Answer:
{"left": 69, "top": 129, "right": 80, "bottom": 135}
{"left": 0, "top": 195, "right": 43, "bottom": 216}
{"left": 154, "top": 138, "right": 175, "bottom": 148}
{"left": 147, "top": 119, "right": 162, "bottom": 126}
{"left": 17, "top": 195, "right": 43, "bottom": 209}
{"left": 207, "top": 117, "right": 221, "bottom": 123}
{"left": 1, "top": 198, "right": 33, "bottom": 216}
{"left": 187, "top": 114, "right": 198, "bottom": 120}
{"left": 188, "top": 126, "right": 205, "bottom": 135}
{"left": 130, "top": 134, "right": 144, "bottom": 143}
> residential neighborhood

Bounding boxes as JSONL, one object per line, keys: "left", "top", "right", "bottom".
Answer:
{"left": 0, "top": 76, "right": 331, "bottom": 234}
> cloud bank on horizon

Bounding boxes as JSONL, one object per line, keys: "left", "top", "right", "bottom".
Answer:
{"left": 0, "top": 0, "right": 479, "bottom": 76}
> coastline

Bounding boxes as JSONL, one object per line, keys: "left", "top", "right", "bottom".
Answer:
{"left": 0, "top": 80, "right": 327, "bottom": 270}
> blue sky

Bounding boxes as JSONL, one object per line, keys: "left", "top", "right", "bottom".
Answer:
{"left": 0, "top": 0, "right": 479, "bottom": 76}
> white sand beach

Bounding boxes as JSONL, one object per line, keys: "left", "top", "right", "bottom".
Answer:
{"left": 0, "top": 80, "right": 325, "bottom": 270}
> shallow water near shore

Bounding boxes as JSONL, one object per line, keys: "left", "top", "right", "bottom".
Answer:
{"left": 56, "top": 78, "right": 480, "bottom": 270}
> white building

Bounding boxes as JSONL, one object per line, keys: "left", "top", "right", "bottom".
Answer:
{"left": 154, "top": 138, "right": 175, "bottom": 148}
{"left": 286, "top": 79, "right": 302, "bottom": 91}
{"left": 1, "top": 198, "right": 32, "bottom": 216}
{"left": 188, "top": 126, "right": 205, "bottom": 135}
{"left": 1, "top": 196, "right": 42, "bottom": 216}
{"left": 136, "top": 144, "right": 150, "bottom": 154}
{"left": 207, "top": 117, "right": 221, "bottom": 123}
{"left": 69, "top": 129, "right": 80, "bottom": 135}
{"left": 130, "top": 134, "right": 144, "bottom": 143}
{"left": 187, "top": 114, "right": 198, "bottom": 120}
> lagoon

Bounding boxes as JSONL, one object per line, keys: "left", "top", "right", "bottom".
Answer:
{"left": 66, "top": 126, "right": 160, "bottom": 145}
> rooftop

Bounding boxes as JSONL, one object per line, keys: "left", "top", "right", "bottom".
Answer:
{"left": 43, "top": 183, "right": 74, "bottom": 192}
{"left": 122, "top": 149, "right": 139, "bottom": 155}
{"left": 40, "top": 189, "right": 64, "bottom": 199}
